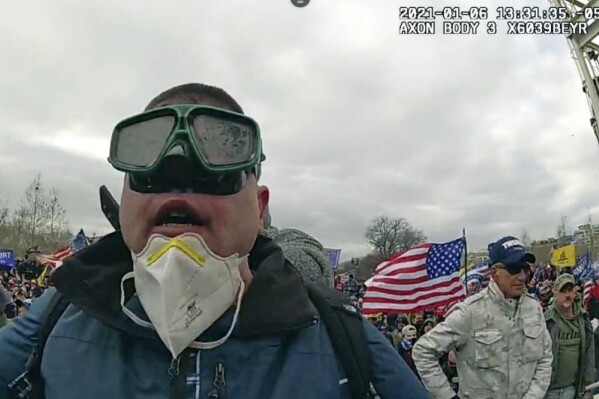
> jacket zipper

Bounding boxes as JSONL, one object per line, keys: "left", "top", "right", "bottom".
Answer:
{"left": 208, "top": 362, "right": 226, "bottom": 399}
{"left": 169, "top": 352, "right": 189, "bottom": 399}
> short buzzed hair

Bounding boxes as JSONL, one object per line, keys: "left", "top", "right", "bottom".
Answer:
{"left": 144, "top": 83, "right": 244, "bottom": 113}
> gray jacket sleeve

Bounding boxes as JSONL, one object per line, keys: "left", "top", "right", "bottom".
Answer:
{"left": 412, "top": 302, "right": 470, "bottom": 399}
{"left": 263, "top": 227, "right": 333, "bottom": 288}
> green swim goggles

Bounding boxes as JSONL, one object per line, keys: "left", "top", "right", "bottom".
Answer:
{"left": 108, "top": 104, "right": 264, "bottom": 176}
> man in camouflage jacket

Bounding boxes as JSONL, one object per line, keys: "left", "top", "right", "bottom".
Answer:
{"left": 413, "top": 236, "right": 553, "bottom": 399}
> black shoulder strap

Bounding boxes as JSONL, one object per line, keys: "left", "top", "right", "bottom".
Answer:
{"left": 306, "top": 284, "right": 371, "bottom": 399}
{"left": 8, "top": 291, "right": 71, "bottom": 399}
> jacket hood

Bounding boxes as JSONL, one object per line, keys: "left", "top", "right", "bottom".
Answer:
{"left": 52, "top": 232, "right": 318, "bottom": 339}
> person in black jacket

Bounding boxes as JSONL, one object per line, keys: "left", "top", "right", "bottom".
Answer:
{"left": 398, "top": 325, "right": 419, "bottom": 379}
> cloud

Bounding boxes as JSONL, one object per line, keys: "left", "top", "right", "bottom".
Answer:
{"left": 1, "top": 0, "right": 598, "bottom": 261}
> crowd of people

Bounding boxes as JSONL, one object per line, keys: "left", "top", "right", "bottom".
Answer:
{"left": 4, "top": 232, "right": 599, "bottom": 398}
{"left": 1, "top": 82, "right": 598, "bottom": 398}
{"left": 0, "top": 258, "right": 51, "bottom": 326}
{"left": 331, "top": 237, "right": 599, "bottom": 398}
{"left": 5, "top": 234, "right": 599, "bottom": 398}
{"left": 6, "top": 237, "right": 598, "bottom": 397}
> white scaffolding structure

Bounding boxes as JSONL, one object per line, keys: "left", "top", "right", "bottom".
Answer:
{"left": 549, "top": 0, "right": 599, "bottom": 143}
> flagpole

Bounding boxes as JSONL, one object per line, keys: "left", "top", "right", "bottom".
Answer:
{"left": 588, "top": 210, "right": 594, "bottom": 262}
{"left": 463, "top": 228, "right": 468, "bottom": 282}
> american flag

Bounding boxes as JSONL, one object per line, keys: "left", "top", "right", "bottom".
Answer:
{"left": 448, "top": 261, "right": 491, "bottom": 318}
{"left": 571, "top": 252, "right": 596, "bottom": 308}
{"left": 460, "top": 261, "right": 491, "bottom": 288}
{"left": 528, "top": 264, "right": 543, "bottom": 290}
{"left": 362, "top": 238, "right": 466, "bottom": 314}
{"left": 574, "top": 252, "right": 592, "bottom": 280}
{"left": 36, "top": 246, "right": 72, "bottom": 269}
{"left": 34, "top": 229, "right": 90, "bottom": 270}
{"left": 584, "top": 280, "right": 594, "bottom": 308}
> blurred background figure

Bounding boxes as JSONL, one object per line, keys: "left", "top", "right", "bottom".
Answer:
{"left": 465, "top": 273, "right": 484, "bottom": 296}
{"left": 398, "top": 325, "right": 419, "bottom": 379}
{"left": 420, "top": 318, "right": 435, "bottom": 336}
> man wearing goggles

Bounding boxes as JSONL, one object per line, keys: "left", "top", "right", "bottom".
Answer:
{"left": 109, "top": 101, "right": 265, "bottom": 197}
{"left": 0, "top": 83, "right": 425, "bottom": 399}
{"left": 414, "top": 235, "right": 553, "bottom": 399}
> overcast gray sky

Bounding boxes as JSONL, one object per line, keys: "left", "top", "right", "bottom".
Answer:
{"left": 1, "top": 0, "right": 597, "bottom": 260}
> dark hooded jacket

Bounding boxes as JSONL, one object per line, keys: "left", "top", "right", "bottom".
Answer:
{"left": 0, "top": 232, "right": 425, "bottom": 399}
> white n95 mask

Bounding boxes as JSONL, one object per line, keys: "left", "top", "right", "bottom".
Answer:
{"left": 120, "top": 233, "right": 246, "bottom": 358}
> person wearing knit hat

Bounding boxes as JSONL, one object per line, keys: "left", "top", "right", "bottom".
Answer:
{"left": 420, "top": 318, "right": 435, "bottom": 336}
{"left": 261, "top": 205, "right": 334, "bottom": 288}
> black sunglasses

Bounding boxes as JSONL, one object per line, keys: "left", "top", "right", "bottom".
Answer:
{"left": 498, "top": 262, "right": 528, "bottom": 275}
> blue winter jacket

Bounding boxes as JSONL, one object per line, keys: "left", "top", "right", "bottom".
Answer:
{"left": 0, "top": 233, "right": 426, "bottom": 399}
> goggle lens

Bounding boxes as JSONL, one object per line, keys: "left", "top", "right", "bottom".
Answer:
{"left": 115, "top": 116, "right": 176, "bottom": 167}
{"left": 191, "top": 114, "right": 256, "bottom": 166}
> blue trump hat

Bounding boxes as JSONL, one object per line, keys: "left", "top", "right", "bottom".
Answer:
{"left": 488, "top": 236, "right": 536, "bottom": 265}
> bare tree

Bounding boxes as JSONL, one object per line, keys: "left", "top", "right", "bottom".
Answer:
{"left": 0, "top": 201, "right": 11, "bottom": 248}
{"left": 3, "top": 174, "right": 71, "bottom": 254}
{"left": 0, "top": 201, "right": 9, "bottom": 228}
{"left": 9, "top": 206, "right": 31, "bottom": 253}
{"left": 365, "top": 216, "right": 426, "bottom": 259}
{"left": 22, "top": 174, "right": 49, "bottom": 247}
{"left": 45, "top": 187, "right": 68, "bottom": 245}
